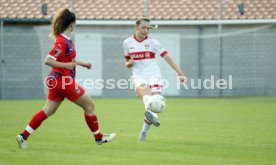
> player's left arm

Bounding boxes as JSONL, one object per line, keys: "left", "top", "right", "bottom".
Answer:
{"left": 163, "top": 54, "right": 186, "bottom": 83}
{"left": 75, "top": 59, "right": 92, "bottom": 69}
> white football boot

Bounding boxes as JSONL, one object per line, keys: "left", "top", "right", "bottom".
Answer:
{"left": 96, "top": 133, "right": 116, "bottom": 145}
{"left": 16, "top": 134, "right": 27, "bottom": 149}
{"left": 145, "top": 110, "right": 160, "bottom": 127}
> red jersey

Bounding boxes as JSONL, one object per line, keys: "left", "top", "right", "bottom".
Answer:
{"left": 47, "top": 34, "right": 76, "bottom": 78}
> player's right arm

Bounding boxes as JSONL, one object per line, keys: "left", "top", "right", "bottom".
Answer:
{"left": 123, "top": 39, "right": 134, "bottom": 68}
{"left": 45, "top": 58, "right": 76, "bottom": 70}
{"left": 45, "top": 41, "right": 76, "bottom": 70}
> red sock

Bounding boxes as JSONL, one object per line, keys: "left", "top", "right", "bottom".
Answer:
{"left": 84, "top": 113, "right": 103, "bottom": 141}
{"left": 22, "top": 110, "right": 48, "bottom": 140}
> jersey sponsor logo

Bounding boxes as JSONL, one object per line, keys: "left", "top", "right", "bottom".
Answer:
{"left": 129, "top": 51, "right": 155, "bottom": 60}
{"left": 130, "top": 47, "right": 135, "bottom": 50}
{"left": 145, "top": 52, "right": 151, "bottom": 58}
{"left": 130, "top": 54, "right": 143, "bottom": 59}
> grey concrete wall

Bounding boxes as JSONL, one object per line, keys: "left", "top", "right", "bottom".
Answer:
{"left": 0, "top": 25, "right": 45, "bottom": 99}
{"left": 1, "top": 24, "right": 275, "bottom": 99}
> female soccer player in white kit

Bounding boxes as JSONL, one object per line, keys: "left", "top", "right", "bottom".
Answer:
{"left": 123, "top": 16, "right": 186, "bottom": 142}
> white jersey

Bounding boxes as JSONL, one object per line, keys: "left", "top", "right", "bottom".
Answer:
{"left": 123, "top": 35, "right": 168, "bottom": 77}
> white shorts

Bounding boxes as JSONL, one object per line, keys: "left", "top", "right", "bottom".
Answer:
{"left": 131, "top": 75, "right": 163, "bottom": 93}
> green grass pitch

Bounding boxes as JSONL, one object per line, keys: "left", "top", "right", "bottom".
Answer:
{"left": 1, "top": 97, "right": 276, "bottom": 165}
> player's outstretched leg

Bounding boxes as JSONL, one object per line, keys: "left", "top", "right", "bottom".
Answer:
{"left": 138, "top": 94, "right": 160, "bottom": 142}
{"left": 138, "top": 95, "right": 152, "bottom": 142}
{"left": 16, "top": 110, "right": 48, "bottom": 149}
{"left": 145, "top": 109, "right": 160, "bottom": 127}
{"left": 16, "top": 100, "right": 61, "bottom": 149}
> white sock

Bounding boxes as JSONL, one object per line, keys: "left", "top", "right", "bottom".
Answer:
{"left": 25, "top": 125, "right": 34, "bottom": 134}
{"left": 141, "top": 95, "right": 152, "bottom": 133}
{"left": 142, "top": 95, "right": 150, "bottom": 110}
{"left": 141, "top": 118, "right": 151, "bottom": 133}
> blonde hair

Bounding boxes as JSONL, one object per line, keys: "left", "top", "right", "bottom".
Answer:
{"left": 49, "top": 8, "right": 76, "bottom": 38}
{"left": 136, "top": 15, "right": 158, "bottom": 29}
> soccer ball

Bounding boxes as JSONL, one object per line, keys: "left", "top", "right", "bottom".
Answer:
{"left": 147, "top": 95, "right": 166, "bottom": 113}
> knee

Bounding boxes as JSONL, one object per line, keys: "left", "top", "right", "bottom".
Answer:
{"left": 43, "top": 106, "right": 56, "bottom": 116}
{"left": 83, "top": 102, "right": 95, "bottom": 115}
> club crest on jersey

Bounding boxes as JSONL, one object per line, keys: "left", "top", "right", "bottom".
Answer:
{"left": 144, "top": 44, "right": 150, "bottom": 51}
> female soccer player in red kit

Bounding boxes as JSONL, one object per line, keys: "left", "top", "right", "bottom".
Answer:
{"left": 16, "top": 8, "right": 116, "bottom": 149}
{"left": 123, "top": 16, "right": 186, "bottom": 142}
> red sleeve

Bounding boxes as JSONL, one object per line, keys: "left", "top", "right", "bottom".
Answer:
{"left": 160, "top": 51, "right": 168, "bottom": 57}
{"left": 47, "top": 41, "right": 65, "bottom": 60}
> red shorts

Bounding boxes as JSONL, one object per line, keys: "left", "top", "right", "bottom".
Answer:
{"left": 46, "top": 76, "right": 85, "bottom": 102}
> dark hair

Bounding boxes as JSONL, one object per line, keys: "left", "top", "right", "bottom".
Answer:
{"left": 136, "top": 15, "right": 158, "bottom": 29}
{"left": 49, "top": 8, "right": 76, "bottom": 38}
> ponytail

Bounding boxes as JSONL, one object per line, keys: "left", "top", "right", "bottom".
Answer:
{"left": 49, "top": 8, "right": 76, "bottom": 38}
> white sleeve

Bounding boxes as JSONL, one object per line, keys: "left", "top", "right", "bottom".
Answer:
{"left": 123, "top": 40, "right": 130, "bottom": 61}
{"left": 152, "top": 39, "right": 167, "bottom": 57}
